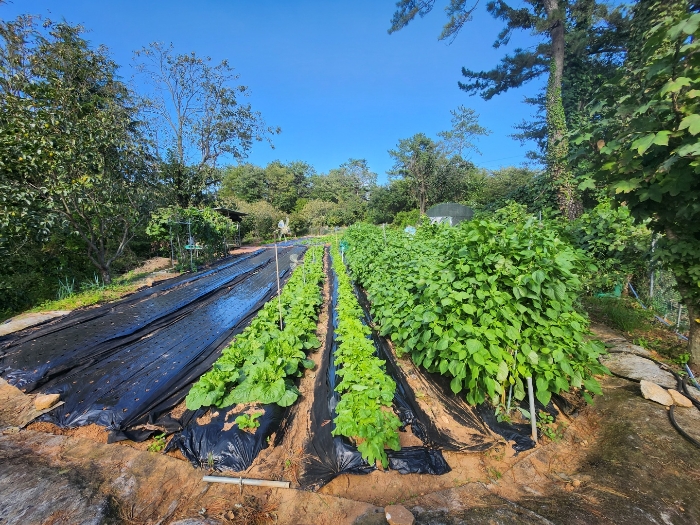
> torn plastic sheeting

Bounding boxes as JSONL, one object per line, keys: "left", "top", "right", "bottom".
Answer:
{"left": 170, "top": 405, "right": 285, "bottom": 472}
{"left": 474, "top": 405, "right": 535, "bottom": 452}
{"left": 388, "top": 447, "right": 450, "bottom": 475}
{"left": 300, "top": 252, "right": 450, "bottom": 490}
{"left": 0, "top": 249, "right": 268, "bottom": 391}
{"left": 2, "top": 246, "right": 305, "bottom": 438}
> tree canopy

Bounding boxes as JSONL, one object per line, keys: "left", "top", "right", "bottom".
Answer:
{"left": 573, "top": 0, "right": 700, "bottom": 362}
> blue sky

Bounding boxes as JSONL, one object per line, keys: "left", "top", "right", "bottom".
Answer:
{"left": 3, "top": 1, "right": 544, "bottom": 183}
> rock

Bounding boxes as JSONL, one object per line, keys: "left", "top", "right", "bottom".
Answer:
{"left": 611, "top": 343, "right": 652, "bottom": 357}
{"left": 668, "top": 389, "right": 693, "bottom": 408}
{"left": 34, "top": 393, "right": 60, "bottom": 411}
{"left": 385, "top": 504, "right": 415, "bottom": 525}
{"left": 600, "top": 354, "right": 677, "bottom": 388}
{"left": 640, "top": 380, "right": 673, "bottom": 406}
{"left": 686, "top": 385, "right": 700, "bottom": 403}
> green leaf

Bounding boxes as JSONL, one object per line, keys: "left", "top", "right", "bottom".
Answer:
{"left": 496, "top": 361, "right": 509, "bottom": 382}
{"left": 277, "top": 387, "right": 299, "bottom": 407}
{"left": 465, "top": 339, "right": 484, "bottom": 354}
{"left": 532, "top": 270, "right": 546, "bottom": 285}
{"left": 653, "top": 130, "right": 671, "bottom": 145}
{"left": 577, "top": 177, "right": 596, "bottom": 191}
{"left": 612, "top": 179, "right": 641, "bottom": 193}
{"left": 631, "top": 133, "right": 656, "bottom": 154}
{"left": 679, "top": 114, "right": 700, "bottom": 136}
{"left": 535, "top": 387, "right": 551, "bottom": 407}
{"left": 660, "top": 76, "right": 691, "bottom": 96}
{"left": 583, "top": 378, "right": 603, "bottom": 396}
{"left": 450, "top": 376, "right": 463, "bottom": 394}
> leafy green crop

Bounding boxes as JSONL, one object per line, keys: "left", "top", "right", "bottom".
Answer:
{"left": 235, "top": 412, "right": 263, "bottom": 430}
{"left": 343, "top": 206, "right": 608, "bottom": 408}
{"left": 185, "top": 245, "right": 324, "bottom": 410}
{"left": 330, "top": 244, "right": 401, "bottom": 468}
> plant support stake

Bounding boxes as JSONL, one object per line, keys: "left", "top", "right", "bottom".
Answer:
{"left": 526, "top": 376, "right": 537, "bottom": 444}
{"left": 275, "top": 242, "right": 282, "bottom": 330}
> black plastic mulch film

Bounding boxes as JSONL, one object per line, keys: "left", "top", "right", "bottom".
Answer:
{"left": 299, "top": 251, "right": 451, "bottom": 489}
{"left": 0, "top": 246, "right": 304, "bottom": 441}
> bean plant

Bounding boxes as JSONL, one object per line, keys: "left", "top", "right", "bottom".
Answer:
{"left": 343, "top": 205, "right": 608, "bottom": 408}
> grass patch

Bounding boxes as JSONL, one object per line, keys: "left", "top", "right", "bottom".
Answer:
{"left": 582, "top": 295, "right": 688, "bottom": 363}
{"left": 582, "top": 296, "right": 653, "bottom": 333}
{"left": 27, "top": 268, "right": 173, "bottom": 314}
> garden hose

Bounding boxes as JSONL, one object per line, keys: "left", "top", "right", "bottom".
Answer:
{"left": 669, "top": 405, "right": 700, "bottom": 449}
{"left": 666, "top": 367, "right": 700, "bottom": 450}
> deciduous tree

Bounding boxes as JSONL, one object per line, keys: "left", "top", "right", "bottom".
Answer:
{"left": 573, "top": 0, "right": 700, "bottom": 363}
{"left": 134, "top": 42, "right": 279, "bottom": 207}
{"left": 0, "top": 18, "right": 155, "bottom": 284}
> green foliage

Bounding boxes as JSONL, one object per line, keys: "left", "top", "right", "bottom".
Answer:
{"left": 388, "top": 108, "right": 487, "bottom": 215}
{"left": 366, "top": 179, "right": 415, "bottom": 225}
{"left": 566, "top": 199, "right": 651, "bottom": 291}
{"left": 299, "top": 199, "right": 342, "bottom": 228}
{"left": 391, "top": 210, "right": 420, "bottom": 230}
{"left": 0, "top": 17, "right": 156, "bottom": 285}
{"left": 572, "top": 0, "right": 700, "bottom": 361}
{"left": 470, "top": 168, "right": 555, "bottom": 212}
{"left": 329, "top": 244, "right": 401, "bottom": 468}
{"left": 147, "top": 433, "right": 167, "bottom": 452}
{"left": 146, "top": 206, "right": 238, "bottom": 268}
{"left": 235, "top": 200, "right": 284, "bottom": 241}
{"left": 582, "top": 296, "right": 652, "bottom": 333}
{"left": 235, "top": 412, "right": 263, "bottom": 430}
{"left": 343, "top": 205, "right": 608, "bottom": 408}
{"left": 185, "top": 245, "right": 324, "bottom": 410}
{"left": 536, "top": 410, "right": 566, "bottom": 441}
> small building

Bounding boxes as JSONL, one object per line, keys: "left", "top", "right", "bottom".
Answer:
{"left": 426, "top": 203, "right": 473, "bottom": 226}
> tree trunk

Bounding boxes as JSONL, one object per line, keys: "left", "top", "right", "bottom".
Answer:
{"left": 664, "top": 227, "right": 700, "bottom": 366}
{"left": 100, "top": 267, "right": 112, "bottom": 286}
{"left": 686, "top": 303, "right": 700, "bottom": 367}
{"left": 544, "top": 0, "right": 582, "bottom": 220}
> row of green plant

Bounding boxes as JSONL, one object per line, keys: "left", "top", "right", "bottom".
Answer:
{"left": 342, "top": 205, "right": 609, "bottom": 410}
{"left": 329, "top": 244, "right": 402, "bottom": 468}
{"left": 185, "top": 245, "right": 325, "bottom": 410}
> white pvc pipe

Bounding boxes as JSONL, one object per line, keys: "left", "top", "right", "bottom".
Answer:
{"left": 202, "top": 475, "right": 290, "bottom": 489}
{"left": 526, "top": 376, "right": 538, "bottom": 445}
